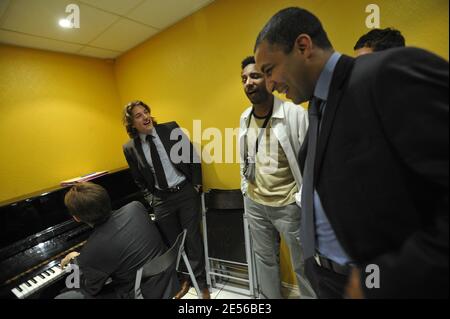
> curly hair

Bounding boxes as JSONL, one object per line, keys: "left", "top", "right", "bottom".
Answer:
{"left": 122, "top": 100, "right": 157, "bottom": 138}
{"left": 241, "top": 56, "right": 256, "bottom": 70}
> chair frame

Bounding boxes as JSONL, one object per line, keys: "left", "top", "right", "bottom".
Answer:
{"left": 134, "top": 229, "right": 202, "bottom": 299}
{"left": 201, "top": 192, "right": 257, "bottom": 298}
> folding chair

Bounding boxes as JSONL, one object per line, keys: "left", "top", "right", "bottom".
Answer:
{"left": 201, "top": 190, "right": 257, "bottom": 298}
{"left": 134, "top": 229, "right": 202, "bottom": 299}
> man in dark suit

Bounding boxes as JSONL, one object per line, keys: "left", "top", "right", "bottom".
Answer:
{"left": 122, "top": 100, "right": 209, "bottom": 299}
{"left": 254, "top": 7, "right": 448, "bottom": 298}
{"left": 58, "top": 182, "right": 179, "bottom": 299}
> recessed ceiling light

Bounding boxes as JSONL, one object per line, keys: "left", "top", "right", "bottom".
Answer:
{"left": 58, "top": 18, "right": 72, "bottom": 28}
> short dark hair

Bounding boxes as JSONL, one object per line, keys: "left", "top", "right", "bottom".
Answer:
{"left": 64, "top": 182, "right": 112, "bottom": 225}
{"left": 254, "top": 7, "right": 333, "bottom": 53}
{"left": 354, "top": 28, "right": 405, "bottom": 51}
{"left": 122, "top": 100, "right": 157, "bottom": 138}
{"left": 241, "top": 56, "right": 256, "bottom": 70}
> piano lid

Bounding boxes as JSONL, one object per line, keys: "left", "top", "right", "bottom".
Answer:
{"left": 0, "top": 167, "right": 132, "bottom": 207}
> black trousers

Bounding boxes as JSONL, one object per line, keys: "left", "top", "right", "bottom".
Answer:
{"left": 305, "top": 258, "right": 349, "bottom": 299}
{"left": 152, "top": 183, "right": 207, "bottom": 289}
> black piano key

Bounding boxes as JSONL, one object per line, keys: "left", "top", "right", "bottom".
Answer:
{"left": 31, "top": 278, "right": 37, "bottom": 284}
{"left": 25, "top": 281, "right": 32, "bottom": 287}
{"left": 17, "top": 286, "right": 23, "bottom": 292}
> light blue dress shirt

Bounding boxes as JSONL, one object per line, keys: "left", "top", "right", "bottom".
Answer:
{"left": 139, "top": 130, "right": 186, "bottom": 190}
{"left": 312, "top": 52, "right": 352, "bottom": 265}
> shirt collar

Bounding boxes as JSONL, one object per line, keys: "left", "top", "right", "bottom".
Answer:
{"left": 139, "top": 129, "right": 156, "bottom": 143}
{"left": 243, "top": 95, "right": 284, "bottom": 120}
{"left": 313, "top": 51, "right": 341, "bottom": 101}
{"left": 271, "top": 96, "right": 284, "bottom": 119}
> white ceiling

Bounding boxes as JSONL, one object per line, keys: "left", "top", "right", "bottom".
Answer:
{"left": 0, "top": 0, "right": 214, "bottom": 59}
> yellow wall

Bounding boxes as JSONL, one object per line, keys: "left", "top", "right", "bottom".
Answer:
{"left": 1, "top": 0, "right": 447, "bottom": 285}
{"left": 114, "top": 0, "right": 448, "bottom": 284}
{"left": 0, "top": 45, "right": 127, "bottom": 203}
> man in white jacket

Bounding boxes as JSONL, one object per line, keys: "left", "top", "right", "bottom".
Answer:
{"left": 239, "top": 56, "right": 315, "bottom": 298}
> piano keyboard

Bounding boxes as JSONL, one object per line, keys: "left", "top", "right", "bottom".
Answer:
{"left": 11, "top": 264, "right": 64, "bottom": 299}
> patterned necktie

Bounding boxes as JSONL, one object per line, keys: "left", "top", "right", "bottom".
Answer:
{"left": 301, "top": 97, "right": 323, "bottom": 260}
{"left": 146, "top": 134, "right": 168, "bottom": 190}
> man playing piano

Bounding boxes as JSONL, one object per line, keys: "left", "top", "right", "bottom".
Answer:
{"left": 57, "top": 182, "right": 179, "bottom": 298}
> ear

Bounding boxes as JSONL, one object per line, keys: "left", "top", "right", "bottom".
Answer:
{"left": 294, "top": 34, "right": 313, "bottom": 56}
{"left": 73, "top": 215, "right": 82, "bottom": 223}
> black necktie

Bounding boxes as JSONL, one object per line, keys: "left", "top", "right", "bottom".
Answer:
{"left": 301, "top": 97, "right": 323, "bottom": 260}
{"left": 146, "top": 135, "right": 168, "bottom": 190}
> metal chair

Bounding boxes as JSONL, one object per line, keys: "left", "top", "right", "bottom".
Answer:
{"left": 201, "top": 190, "right": 257, "bottom": 298}
{"left": 134, "top": 229, "right": 202, "bottom": 299}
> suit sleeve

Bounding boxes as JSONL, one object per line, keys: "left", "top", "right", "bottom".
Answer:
{"left": 79, "top": 265, "right": 111, "bottom": 297}
{"left": 170, "top": 122, "right": 202, "bottom": 186}
{"left": 76, "top": 246, "right": 114, "bottom": 297}
{"left": 362, "top": 48, "right": 449, "bottom": 298}
{"left": 123, "top": 145, "right": 152, "bottom": 200}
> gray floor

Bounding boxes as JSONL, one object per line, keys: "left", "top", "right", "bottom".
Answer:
{"left": 181, "top": 281, "right": 300, "bottom": 299}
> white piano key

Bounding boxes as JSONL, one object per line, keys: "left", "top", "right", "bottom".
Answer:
{"left": 27, "top": 280, "right": 37, "bottom": 288}
{"left": 19, "top": 283, "right": 30, "bottom": 294}
{"left": 11, "top": 287, "right": 24, "bottom": 299}
{"left": 52, "top": 266, "right": 63, "bottom": 275}
{"left": 12, "top": 265, "right": 66, "bottom": 298}
{"left": 48, "top": 269, "right": 59, "bottom": 278}
{"left": 34, "top": 275, "right": 44, "bottom": 285}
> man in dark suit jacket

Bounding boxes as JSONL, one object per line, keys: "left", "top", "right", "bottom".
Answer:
{"left": 122, "top": 100, "right": 209, "bottom": 299}
{"left": 254, "top": 7, "right": 448, "bottom": 298}
{"left": 58, "top": 182, "right": 179, "bottom": 299}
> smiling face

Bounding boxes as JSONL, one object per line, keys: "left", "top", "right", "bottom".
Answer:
{"left": 241, "top": 63, "right": 271, "bottom": 105}
{"left": 131, "top": 104, "right": 153, "bottom": 135}
{"left": 255, "top": 38, "right": 316, "bottom": 104}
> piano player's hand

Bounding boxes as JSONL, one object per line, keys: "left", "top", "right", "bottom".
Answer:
{"left": 60, "top": 251, "right": 80, "bottom": 269}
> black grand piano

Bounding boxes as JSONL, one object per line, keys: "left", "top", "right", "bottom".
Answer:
{"left": 0, "top": 168, "right": 144, "bottom": 299}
